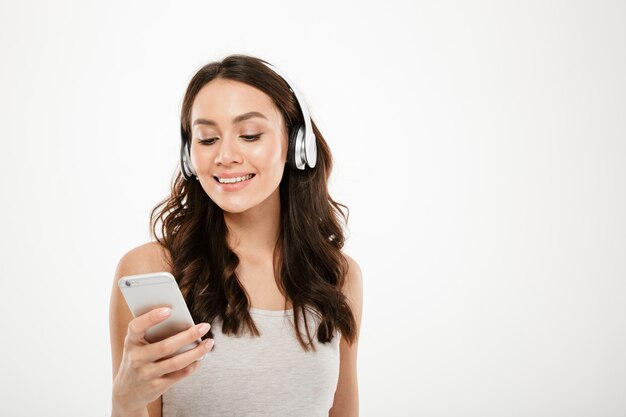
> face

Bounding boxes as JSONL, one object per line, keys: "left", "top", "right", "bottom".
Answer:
{"left": 189, "top": 78, "right": 288, "bottom": 214}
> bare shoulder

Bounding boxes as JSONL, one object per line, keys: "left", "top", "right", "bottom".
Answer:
{"left": 340, "top": 252, "right": 363, "bottom": 299}
{"left": 340, "top": 252, "right": 363, "bottom": 330}
{"left": 116, "top": 241, "right": 173, "bottom": 277}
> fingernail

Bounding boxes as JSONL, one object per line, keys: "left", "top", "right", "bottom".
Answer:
{"left": 198, "top": 323, "right": 211, "bottom": 334}
{"left": 158, "top": 307, "right": 172, "bottom": 317}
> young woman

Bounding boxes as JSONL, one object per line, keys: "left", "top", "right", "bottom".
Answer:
{"left": 109, "top": 54, "right": 363, "bottom": 417}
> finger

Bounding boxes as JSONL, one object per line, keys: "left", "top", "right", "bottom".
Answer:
{"left": 126, "top": 307, "right": 173, "bottom": 346}
{"left": 142, "top": 322, "right": 212, "bottom": 363}
{"left": 145, "top": 338, "right": 214, "bottom": 379}
{"left": 152, "top": 358, "right": 203, "bottom": 392}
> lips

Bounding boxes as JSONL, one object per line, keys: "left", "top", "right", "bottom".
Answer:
{"left": 213, "top": 173, "right": 256, "bottom": 184}
{"left": 210, "top": 172, "right": 256, "bottom": 192}
{"left": 212, "top": 171, "right": 255, "bottom": 178}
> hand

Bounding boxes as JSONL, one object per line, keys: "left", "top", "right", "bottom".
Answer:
{"left": 112, "top": 307, "right": 214, "bottom": 413}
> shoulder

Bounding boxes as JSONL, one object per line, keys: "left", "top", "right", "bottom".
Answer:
{"left": 340, "top": 252, "right": 363, "bottom": 300}
{"left": 115, "top": 241, "right": 173, "bottom": 277}
{"left": 340, "top": 252, "right": 363, "bottom": 327}
{"left": 111, "top": 242, "right": 173, "bottom": 322}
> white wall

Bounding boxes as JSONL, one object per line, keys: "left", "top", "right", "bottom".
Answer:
{"left": 1, "top": 1, "right": 624, "bottom": 416}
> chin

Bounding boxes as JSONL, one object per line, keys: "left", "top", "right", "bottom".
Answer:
{"left": 220, "top": 205, "right": 250, "bottom": 214}
{"left": 212, "top": 199, "right": 255, "bottom": 214}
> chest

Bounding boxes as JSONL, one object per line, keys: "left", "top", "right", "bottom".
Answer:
{"left": 162, "top": 314, "right": 341, "bottom": 416}
{"left": 236, "top": 258, "right": 291, "bottom": 310}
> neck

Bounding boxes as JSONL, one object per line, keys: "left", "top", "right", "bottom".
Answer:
{"left": 223, "top": 187, "right": 281, "bottom": 258}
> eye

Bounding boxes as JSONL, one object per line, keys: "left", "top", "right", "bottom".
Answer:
{"left": 197, "top": 134, "right": 262, "bottom": 145}
{"left": 241, "top": 134, "right": 262, "bottom": 142}
{"left": 198, "top": 137, "right": 217, "bottom": 145}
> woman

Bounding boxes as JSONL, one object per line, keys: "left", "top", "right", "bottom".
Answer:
{"left": 109, "top": 54, "right": 363, "bottom": 417}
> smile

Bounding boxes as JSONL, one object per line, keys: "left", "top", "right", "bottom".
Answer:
{"left": 212, "top": 173, "right": 256, "bottom": 192}
{"left": 214, "top": 173, "right": 255, "bottom": 184}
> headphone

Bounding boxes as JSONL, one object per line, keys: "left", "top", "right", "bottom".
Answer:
{"left": 180, "top": 60, "right": 317, "bottom": 180}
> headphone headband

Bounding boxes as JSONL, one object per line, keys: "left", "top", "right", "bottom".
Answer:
{"left": 259, "top": 61, "right": 317, "bottom": 170}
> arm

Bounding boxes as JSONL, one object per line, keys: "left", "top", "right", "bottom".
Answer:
{"left": 110, "top": 243, "right": 168, "bottom": 417}
{"left": 329, "top": 253, "right": 363, "bottom": 417}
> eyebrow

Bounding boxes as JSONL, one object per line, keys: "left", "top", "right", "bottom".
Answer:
{"left": 192, "top": 111, "right": 268, "bottom": 127}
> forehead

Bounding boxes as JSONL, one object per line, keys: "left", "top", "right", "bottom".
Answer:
{"left": 190, "top": 78, "right": 280, "bottom": 123}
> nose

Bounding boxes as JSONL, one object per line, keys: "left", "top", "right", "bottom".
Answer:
{"left": 214, "top": 136, "right": 243, "bottom": 166}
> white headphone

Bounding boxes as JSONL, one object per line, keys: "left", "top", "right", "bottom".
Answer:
{"left": 180, "top": 60, "right": 317, "bottom": 179}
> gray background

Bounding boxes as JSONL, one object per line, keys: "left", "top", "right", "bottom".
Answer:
{"left": 1, "top": 0, "right": 624, "bottom": 416}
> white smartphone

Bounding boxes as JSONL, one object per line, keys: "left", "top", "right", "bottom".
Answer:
{"left": 118, "top": 271, "right": 202, "bottom": 359}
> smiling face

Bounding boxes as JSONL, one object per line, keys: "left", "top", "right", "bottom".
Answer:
{"left": 189, "top": 78, "right": 288, "bottom": 214}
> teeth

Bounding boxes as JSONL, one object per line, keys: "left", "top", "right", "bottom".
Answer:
{"left": 217, "top": 174, "right": 253, "bottom": 184}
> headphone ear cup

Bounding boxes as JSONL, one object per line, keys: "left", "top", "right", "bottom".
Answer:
{"left": 181, "top": 141, "right": 197, "bottom": 177}
{"left": 287, "top": 125, "right": 302, "bottom": 170}
{"left": 187, "top": 143, "right": 197, "bottom": 176}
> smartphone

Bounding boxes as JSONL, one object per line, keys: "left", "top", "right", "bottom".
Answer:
{"left": 118, "top": 271, "right": 202, "bottom": 359}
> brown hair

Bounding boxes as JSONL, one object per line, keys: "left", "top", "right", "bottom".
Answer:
{"left": 149, "top": 54, "right": 356, "bottom": 351}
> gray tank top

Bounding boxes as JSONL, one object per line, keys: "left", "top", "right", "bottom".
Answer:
{"left": 162, "top": 306, "right": 341, "bottom": 416}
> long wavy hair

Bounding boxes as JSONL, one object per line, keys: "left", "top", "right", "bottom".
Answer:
{"left": 149, "top": 54, "right": 356, "bottom": 352}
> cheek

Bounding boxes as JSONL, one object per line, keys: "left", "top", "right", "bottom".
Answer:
{"left": 190, "top": 144, "right": 212, "bottom": 167}
{"left": 249, "top": 139, "right": 286, "bottom": 172}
